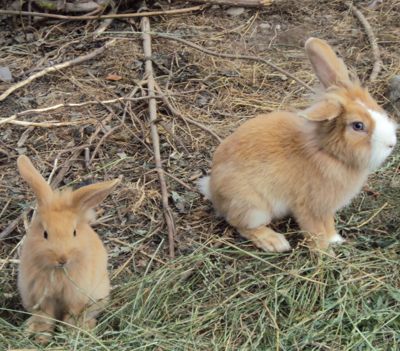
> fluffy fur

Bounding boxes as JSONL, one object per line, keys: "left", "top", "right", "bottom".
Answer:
{"left": 199, "top": 38, "right": 397, "bottom": 252}
{"left": 17, "top": 155, "right": 119, "bottom": 344}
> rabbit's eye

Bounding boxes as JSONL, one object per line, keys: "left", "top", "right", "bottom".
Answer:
{"left": 44, "top": 231, "right": 48, "bottom": 239}
{"left": 352, "top": 121, "right": 365, "bottom": 131}
{"left": 73, "top": 230, "right": 77, "bottom": 237}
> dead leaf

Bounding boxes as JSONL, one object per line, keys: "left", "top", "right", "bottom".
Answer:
{"left": 105, "top": 73, "right": 122, "bottom": 81}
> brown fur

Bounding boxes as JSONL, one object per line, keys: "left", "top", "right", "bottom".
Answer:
{"left": 17, "top": 155, "right": 119, "bottom": 344}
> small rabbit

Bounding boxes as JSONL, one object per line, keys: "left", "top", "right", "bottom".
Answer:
{"left": 199, "top": 38, "right": 397, "bottom": 252}
{"left": 17, "top": 155, "right": 120, "bottom": 343}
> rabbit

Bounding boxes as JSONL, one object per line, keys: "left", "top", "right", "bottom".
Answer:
{"left": 17, "top": 155, "right": 120, "bottom": 344}
{"left": 199, "top": 37, "right": 397, "bottom": 252}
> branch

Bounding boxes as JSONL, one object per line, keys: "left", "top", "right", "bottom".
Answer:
{"left": 184, "top": 0, "right": 272, "bottom": 7}
{"left": 0, "top": 118, "right": 90, "bottom": 128}
{"left": 94, "top": 3, "right": 119, "bottom": 38}
{"left": 32, "top": 0, "right": 104, "bottom": 12}
{"left": 0, "top": 96, "right": 154, "bottom": 127}
{"left": 141, "top": 15, "right": 176, "bottom": 258}
{"left": 347, "top": 3, "right": 382, "bottom": 82}
{"left": 0, "top": 216, "right": 25, "bottom": 240}
{"left": 153, "top": 81, "right": 222, "bottom": 143}
{"left": 0, "top": 5, "right": 204, "bottom": 21}
{"left": 153, "top": 33, "right": 315, "bottom": 92}
{"left": 0, "top": 39, "right": 116, "bottom": 102}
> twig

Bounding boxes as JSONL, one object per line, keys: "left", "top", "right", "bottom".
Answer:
{"left": 17, "top": 126, "right": 34, "bottom": 147}
{"left": 84, "top": 147, "right": 90, "bottom": 169}
{"left": 0, "top": 258, "right": 20, "bottom": 264}
{"left": 154, "top": 81, "right": 222, "bottom": 143}
{"left": 184, "top": 0, "right": 272, "bottom": 7}
{"left": 0, "top": 39, "right": 116, "bottom": 102}
{"left": 368, "top": 0, "right": 384, "bottom": 10}
{"left": 94, "top": 3, "right": 119, "bottom": 38}
{"left": 47, "top": 157, "right": 59, "bottom": 184}
{"left": 141, "top": 14, "right": 176, "bottom": 258}
{"left": 0, "top": 5, "right": 204, "bottom": 21}
{"left": 356, "top": 202, "right": 388, "bottom": 228}
{"left": 347, "top": 3, "right": 382, "bottom": 82}
{"left": 50, "top": 148, "right": 84, "bottom": 188}
{"left": 162, "top": 170, "right": 194, "bottom": 192}
{"left": 158, "top": 121, "right": 190, "bottom": 153}
{"left": 153, "top": 33, "right": 315, "bottom": 92}
{"left": 0, "top": 216, "right": 27, "bottom": 240}
{"left": 0, "top": 118, "right": 91, "bottom": 128}
{"left": 0, "top": 96, "right": 154, "bottom": 127}
{"left": 89, "top": 124, "right": 121, "bottom": 165}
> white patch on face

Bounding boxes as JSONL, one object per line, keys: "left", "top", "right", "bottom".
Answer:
{"left": 329, "top": 232, "right": 345, "bottom": 244}
{"left": 367, "top": 109, "right": 397, "bottom": 171}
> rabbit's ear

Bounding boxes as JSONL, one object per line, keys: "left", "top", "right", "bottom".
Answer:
{"left": 300, "top": 99, "right": 342, "bottom": 121}
{"left": 305, "top": 38, "right": 351, "bottom": 88}
{"left": 17, "top": 155, "right": 53, "bottom": 205}
{"left": 72, "top": 179, "right": 120, "bottom": 212}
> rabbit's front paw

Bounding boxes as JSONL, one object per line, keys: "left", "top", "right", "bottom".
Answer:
{"left": 254, "top": 232, "right": 291, "bottom": 252}
{"left": 25, "top": 316, "right": 53, "bottom": 345}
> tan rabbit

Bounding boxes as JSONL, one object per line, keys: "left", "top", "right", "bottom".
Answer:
{"left": 199, "top": 38, "right": 397, "bottom": 252}
{"left": 17, "top": 155, "right": 120, "bottom": 343}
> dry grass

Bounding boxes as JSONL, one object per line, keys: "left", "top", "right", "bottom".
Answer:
{"left": 0, "top": 0, "right": 399, "bottom": 349}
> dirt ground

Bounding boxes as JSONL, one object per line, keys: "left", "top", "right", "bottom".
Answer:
{"left": 0, "top": 0, "right": 399, "bottom": 347}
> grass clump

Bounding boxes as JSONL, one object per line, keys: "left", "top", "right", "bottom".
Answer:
{"left": 2, "top": 240, "right": 399, "bottom": 350}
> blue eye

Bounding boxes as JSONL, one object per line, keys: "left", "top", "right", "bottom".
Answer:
{"left": 352, "top": 121, "right": 365, "bottom": 131}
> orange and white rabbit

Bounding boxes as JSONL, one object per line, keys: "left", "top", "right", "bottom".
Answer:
{"left": 199, "top": 38, "right": 397, "bottom": 252}
{"left": 17, "top": 155, "right": 120, "bottom": 343}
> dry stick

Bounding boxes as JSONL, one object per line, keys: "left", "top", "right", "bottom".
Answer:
{"left": 153, "top": 33, "right": 315, "bottom": 93}
{"left": 0, "top": 119, "right": 91, "bottom": 128}
{"left": 0, "top": 39, "right": 116, "bottom": 102}
{"left": 184, "top": 0, "right": 272, "bottom": 7}
{"left": 0, "top": 96, "right": 155, "bottom": 127}
{"left": 0, "top": 5, "right": 204, "bottom": 21}
{"left": 50, "top": 148, "right": 84, "bottom": 189}
{"left": 141, "top": 16, "right": 176, "bottom": 258}
{"left": 0, "top": 216, "right": 25, "bottom": 240}
{"left": 154, "top": 81, "right": 222, "bottom": 143}
{"left": 158, "top": 121, "right": 190, "bottom": 153}
{"left": 347, "top": 3, "right": 382, "bottom": 82}
{"left": 89, "top": 123, "right": 121, "bottom": 164}
{"left": 94, "top": 4, "right": 119, "bottom": 38}
{"left": 356, "top": 202, "right": 388, "bottom": 228}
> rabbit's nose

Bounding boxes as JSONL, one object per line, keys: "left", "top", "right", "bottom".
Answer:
{"left": 57, "top": 256, "right": 67, "bottom": 266}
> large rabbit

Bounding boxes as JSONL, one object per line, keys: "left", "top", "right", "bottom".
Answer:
{"left": 17, "top": 155, "right": 120, "bottom": 343}
{"left": 199, "top": 38, "right": 397, "bottom": 252}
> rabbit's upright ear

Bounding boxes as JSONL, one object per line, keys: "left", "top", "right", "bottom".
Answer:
{"left": 305, "top": 38, "right": 351, "bottom": 88}
{"left": 17, "top": 155, "right": 53, "bottom": 205}
{"left": 300, "top": 99, "right": 342, "bottom": 122}
{"left": 72, "top": 179, "right": 120, "bottom": 212}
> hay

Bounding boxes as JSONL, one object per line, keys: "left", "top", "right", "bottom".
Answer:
{"left": 0, "top": 0, "right": 399, "bottom": 349}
